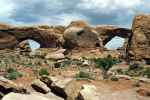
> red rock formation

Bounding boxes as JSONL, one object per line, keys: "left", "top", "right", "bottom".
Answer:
{"left": 0, "top": 21, "right": 131, "bottom": 52}
{"left": 67, "top": 20, "right": 89, "bottom": 28}
{"left": 63, "top": 26, "right": 103, "bottom": 49}
{"left": 0, "top": 26, "right": 63, "bottom": 49}
{"left": 128, "top": 14, "right": 150, "bottom": 60}
{"left": 0, "top": 33, "right": 18, "bottom": 49}
{"left": 95, "top": 25, "right": 131, "bottom": 45}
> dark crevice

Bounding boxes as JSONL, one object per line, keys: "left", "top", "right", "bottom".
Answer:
{"left": 50, "top": 86, "right": 67, "bottom": 99}
{"left": 0, "top": 85, "right": 14, "bottom": 94}
{"left": 0, "top": 85, "right": 27, "bottom": 99}
{"left": 77, "top": 30, "right": 84, "bottom": 36}
{"left": 144, "top": 58, "right": 150, "bottom": 65}
{"left": 95, "top": 43, "right": 100, "bottom": 47}
{"left": 31, "top": 85, "right": 47, "bottom": 94}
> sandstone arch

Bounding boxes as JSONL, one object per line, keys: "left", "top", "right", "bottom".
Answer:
{"left": 0, "top": 27, "right": 63, "bottom": 49}
{"left": 95, "top": 25, "right": 132, "bottom": 46}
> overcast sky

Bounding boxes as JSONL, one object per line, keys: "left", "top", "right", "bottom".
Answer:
{"left": 0, "top": 0, "right": 150, "bottom": 28}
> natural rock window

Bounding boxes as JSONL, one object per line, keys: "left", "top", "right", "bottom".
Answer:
{"left": 28, "top": 39, "right": 40, "bottom": 51}
{"left": 104, "top": 36, "right": 125, "bottom": 50}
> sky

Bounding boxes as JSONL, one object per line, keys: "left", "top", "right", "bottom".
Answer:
{"left": 0, "top": 0, "right": 150, "bottom": 28}
{"left": 1, "top": 0, "right": 150, "bottom": 50}
{"left": 28, "top": 39, "right": 40, "bottom": 50}
{"left": 105, "top": 36, "right": 125, "bottom": 50}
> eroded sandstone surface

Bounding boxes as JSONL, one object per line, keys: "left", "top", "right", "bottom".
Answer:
{"left": 128, "top": 14, "right": 150, "bottom": 61}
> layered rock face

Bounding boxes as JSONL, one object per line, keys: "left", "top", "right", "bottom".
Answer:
{"left": 95, "top": 25, "right": 131, "bottom": 46}
{"left": 0, "top": 33, "right": 18, "bottom": 49}
{"left": 0, "top": 27, "right": 63, "bottom": 49}
{"left": 128, "top": 15, "right": 150, "bottom": 60}
{"left": 0, "top": 21, "right": 132, "bottom": 52}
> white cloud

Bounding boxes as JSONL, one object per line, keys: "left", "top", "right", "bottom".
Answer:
{"left": 53, "top": 13, "right": 90, "bottom": 26}
{"left": 17, "top": 12, "right": 90, "bottom": 26}
{"left": 0, "top": 0, "right": 15, "bottom": 18}
{"left": 0, "top": 0, "right": 148, "bottom": 27}
{"left": 78, "top": 0, "right": 142, "bottom": 12}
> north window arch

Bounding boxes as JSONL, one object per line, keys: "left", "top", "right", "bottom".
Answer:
{"left": 104, "top": 36, "right": 125, "bottom": 50}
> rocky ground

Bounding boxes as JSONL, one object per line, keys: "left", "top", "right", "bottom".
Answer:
{"left": 0, "top": 48, "right": 149, "bottom": 100}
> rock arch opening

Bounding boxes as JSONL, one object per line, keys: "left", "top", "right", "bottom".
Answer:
{"left": 104, "top": 36, "right": 125, "bottom": 50}
{"left": 28, "top": 39, "right": 40, "bottom": 50}
{"left": 18, "top": 39, "right": 41, "bottom": 51}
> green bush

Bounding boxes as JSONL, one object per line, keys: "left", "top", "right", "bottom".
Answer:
{"left": 7, "top": 68, "right": 16, "bottom": 73}
{"left": 143, "top": 67, "right": 150, "bottom": 78}
{"left": 125, "top": 63, "right": 144, "bottom": 77}
{"left": 5, "top": 68, "right": 22, "bottom": 80}
{"left": 95, "top": 55, "right": 117, "bottom": 71}
{"left": 126, "top": 71, "right": 142, "bottom": 77}
{"left": 75, "top": 71, "right": 93, "bottom": 80}
{"left": 129, "top": 63, "right": 143, "bottom": 71}
{"left": 39, "top": 68, "right": 49, "bottom": 76}
{"left": 94, "top": 55, "right": 117, "bottom": 79}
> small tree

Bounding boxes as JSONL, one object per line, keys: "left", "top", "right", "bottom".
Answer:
{"left": 95, "top": 55, "right": 116, "bottom": 79}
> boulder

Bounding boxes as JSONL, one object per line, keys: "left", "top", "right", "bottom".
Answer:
{"left": 64, "top": 27, "right": 103, "bottom": 49}
{"left": 40, "top": 76, "right": 56, "bottom": 87}
{"left": 45, "top": 49, "right": 66, "bottom": 60}
{"left": 77, "top": 85, "right": 99, "bottom": 100}
{"left": 45, "top": 53, "right": 65, "bottom": 60}
{"left": 2, "top": 92, "right": 64, "bottom": 100}
{"left": 0, "top": 76, "right": 27, "bottom": 96}
{"left": 50, "top": 78, "right": 73, "bottom": 99}
{"left": 29, "top": 48, "right": 47, "bottom": 57}
{"left": 18, "top": 40, "right": 31, "bottom": 52}
{"left": 30, "top": 48, "right": 66, "bottom": 59}
{"left": 45, "top": 92, "right": 64, "bottom": 100}
{"left": 31, "top": 79, "right": 51, "bottom": 94}
{"left": 128, "top": 14, "right": 150, "bottom": 60}
{"left": 40, "top": 76, "right": 74, "bottom": 99}
{"left": 67, "top": 20, "right": 89, "bottom": 28}
{"left": 64, "top": 80, "right": 80, "bottom": 100}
